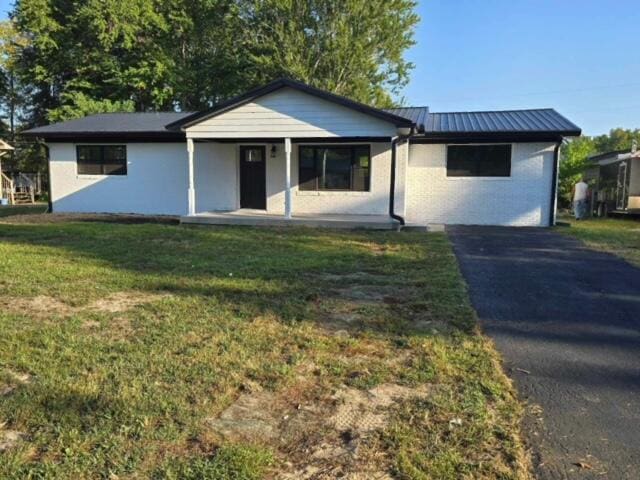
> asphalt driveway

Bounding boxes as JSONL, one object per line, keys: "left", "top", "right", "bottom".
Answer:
{"left": 449, "top": 226, "right": 640, "bottom": 479}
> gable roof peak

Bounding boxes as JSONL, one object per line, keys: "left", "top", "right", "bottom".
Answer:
{"left": 165, "top": 78, "right": 415, "bottom": 131}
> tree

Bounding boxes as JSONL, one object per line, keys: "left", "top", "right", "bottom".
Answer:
{"left": 166, "top": 0, "right": 250, "bottom": 111}
{"left": 4, "top": 0, "right": 419, "bottom": 173}
{"left": 0, "top": 20, "right": 29, "bottom": 142}
{"left": 10, "top": 0, "right": 419, "bottom": 121}
{"left": 48, "top": 93, "right": 135, "bottom": 122}
{"left": 558, "top": 136, "right": 595, "bottom": 205}
{"left": 236, "top": 0, "right": 418, "bottom": 107}
{"left": 592, "top": 128, "right": 640, "bottom": 153}
{"left": 12, "top": 0, "right": 181, "bottom": 125}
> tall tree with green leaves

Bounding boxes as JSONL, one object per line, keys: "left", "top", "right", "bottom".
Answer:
{"left": 5, "top": 0, "right": 420, "bottom": 171}
{"left": 592, "top": 128, "right": 640, "bottom": 153}
{"left": 10, "top": 0, "right": 419, "bottom": 122}
{"left": 12, "top": 0, "right": 178, "bottom": 123}
{"left": 558, "top": 136, "right": 596, "bottom": 205}
{"left": 0, "top": 20, "right": 29, "bottom": 141}
{"left": 166, "top": 0, "right": 249, "bottom": 111}
{"left": 237, "top": 0, "right": 419, "bottom": 107}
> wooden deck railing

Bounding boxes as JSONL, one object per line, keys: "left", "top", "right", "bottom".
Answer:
{"left": 1, "top": 172, "right": 14, "bottom": 204}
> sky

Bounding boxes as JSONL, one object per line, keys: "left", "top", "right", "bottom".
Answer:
{"left": 404, "top": 1, "right": 640, "bottom": 135}
{"left": 0, "top": 0, "right": 638, "bottom": 135}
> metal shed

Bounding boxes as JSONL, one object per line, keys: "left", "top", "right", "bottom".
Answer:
{"left": 589, "top": 147, "right": 640, "bottom": 215}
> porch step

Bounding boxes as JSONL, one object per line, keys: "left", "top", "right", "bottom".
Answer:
{"left": 181, "top": 212, "right": 397, "bottom": 230}
{"left": 12, "top": 192, "right": 34, "bottom": 205}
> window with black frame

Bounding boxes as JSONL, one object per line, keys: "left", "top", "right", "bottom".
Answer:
{"left": 298, "top": 145, "right": 370, "bottom": 191}
{"left": 446, "top": 144, "right": 511, "bottom": 177}
{"left": 76, "top": 145, "right": 127, "bottom": 175}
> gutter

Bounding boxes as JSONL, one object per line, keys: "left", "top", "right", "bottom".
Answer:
{"left": 549, "top": 139, "right": 562, "bottom": 226}
{"left": 389, "top": 136, "right": 409, "bottom": 227}
{"left": 43, "top": 144, "right": 52, "bottom": 213}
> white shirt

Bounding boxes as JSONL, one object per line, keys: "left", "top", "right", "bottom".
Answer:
{"left": 574, "top": 181, "right": 588, "bottom": 201}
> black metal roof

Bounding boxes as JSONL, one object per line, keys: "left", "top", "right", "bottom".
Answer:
{"left": 22, "top": 81, "right": 581, "bottom": 141}
{"left": 383, "top": 107, "right": 429, "bottom": 132}
{"left": 23, "top": 112, "right": 193, "bottom": 140}
{"left": 423, "top": 109, "right": 580, "bottom": 135}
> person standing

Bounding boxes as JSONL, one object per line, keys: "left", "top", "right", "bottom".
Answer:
{"left": 572, "top": 177, "right": 589, "bottom": 220}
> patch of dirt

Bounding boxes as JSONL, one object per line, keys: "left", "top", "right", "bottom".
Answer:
{"left": 334, "top": 285, "right": 406, "bottom": 305}
{"left": 0, "top": 295, "right": 73, "bottom": 318}
{"left": 366, "top": 243, "right": 399, "bottom": 256}
{"left": 82, "top": 320, "right": 102, "bottom": 330}
{"left": 0, "top": 291, "right": 170, "bottom": 319}
{"left": 205, "top": 381, "right": 432, "bottom": 479}
{"left": 1, "top": 369, "right": 33, "bottom": 397}
{"left": 330, "top": 384, "right": 431, "bottom": 434}
{"left": 88, "top": 292, "right": 168, "bottom": 314}
{"left": 205, "top": 390, "right": 282, "bottom": 443}
{"left": 83, "top": 315, "right": 135, "bottom": 340}
{"left": 313, "top": 271, "right": 389, "bottom": 283}
{"left": 0, "top": 428, "right": 24, "bottom": 452}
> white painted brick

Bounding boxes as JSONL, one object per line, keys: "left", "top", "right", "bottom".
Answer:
{"left": 405, "top": 143, "right": 555, "bottom": 226}
{"left": 48, "top": 140, "right": 555, "bottom": 226}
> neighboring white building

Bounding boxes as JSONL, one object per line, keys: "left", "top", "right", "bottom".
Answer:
{"left": 24, "top": 78, "right": 581, "bottom": 228}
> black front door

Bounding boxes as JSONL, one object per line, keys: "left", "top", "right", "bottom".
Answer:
{"left": 239, "top": 146, "right": 266, "bottom": 209}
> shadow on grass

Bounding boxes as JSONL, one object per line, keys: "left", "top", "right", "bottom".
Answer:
{"left": 0, "top": 220, "right": 474, "bottom": 337}
{"left": 0, "top": 204, "right": 49, "bottom": 218}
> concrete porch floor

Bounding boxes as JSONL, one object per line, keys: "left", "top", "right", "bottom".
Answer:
{"left": 180, "top": 210, "right": 398, "bottom": 229}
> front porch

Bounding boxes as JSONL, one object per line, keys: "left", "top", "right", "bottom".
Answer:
{"left": 180, "top": 209, "right": 398, "bottom": 229}
{"left": 175, "top": 80, "right": 414, "bottom": 227}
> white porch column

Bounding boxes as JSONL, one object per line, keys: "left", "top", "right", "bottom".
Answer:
{"left": 284, "top": 137, "right": 292, "bottom": 219}
{"left": 187, "top": 138, "right": 196, "bottom": 216}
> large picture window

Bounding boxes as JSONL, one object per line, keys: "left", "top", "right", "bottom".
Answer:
{"left": 77, "top": 145, "right": 127, "bottom": 175}
{"left": 447, "top": 144, "right": 511, "bottom": 177}
{"left": 298, "top": 145, "right": 370, "bottom": 191}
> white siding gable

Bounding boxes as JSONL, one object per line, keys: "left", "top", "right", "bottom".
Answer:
{"left": 185, "top": 87, "right": 397, "bottom": 139}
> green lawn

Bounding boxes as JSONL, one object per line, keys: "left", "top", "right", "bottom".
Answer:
{"left": 0, "top": 204, "right": 48, "bottom": 218}
{"left": 0, "top": 214, "right": 530, "bottom": 479}
{"left": 558, "top": 215, "right": 640, "bottom": 267}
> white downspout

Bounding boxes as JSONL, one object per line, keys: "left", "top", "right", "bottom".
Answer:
{"left": 187, "top": 138, "right": 196, "bottom": 216}
{"left": 285, "top": 137, "right": 292, "bottom": 219}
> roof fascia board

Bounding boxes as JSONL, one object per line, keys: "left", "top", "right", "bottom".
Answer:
{"left": 411, "top": 132, "right": 571, "bottom": 144}
{"left": 22, "top": 132, "right": 186, "bottom": 142}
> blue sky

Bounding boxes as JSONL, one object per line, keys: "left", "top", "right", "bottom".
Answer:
{"left": 1, "top": 0, "right": 638, "bottom": 135}
{"left": 405, "top": 1, "right": 640, "bottom": 135}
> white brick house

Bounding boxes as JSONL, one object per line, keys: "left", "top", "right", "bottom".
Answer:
{"left": 24, "top": 79, "right": 581, "bottom": 228}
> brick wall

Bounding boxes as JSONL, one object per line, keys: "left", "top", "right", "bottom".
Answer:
{"left": 405, "top": 142, "right": 555, "bottom": 226}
